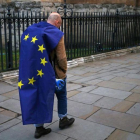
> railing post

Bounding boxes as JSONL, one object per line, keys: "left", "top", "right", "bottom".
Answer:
{"left": 64, "top": 0, "right": 66, "bottom": 17}
{"left": 112, "top": 9, "right": 119, "bottom": 50}
{"left": 134, "top": 11, "right": 137, "bottom": 46}
{"left": 7, "top": 7, "right": 13, "bottom": 69}
{"left": 57, "top": 0, "right": 73, "bottom": 60}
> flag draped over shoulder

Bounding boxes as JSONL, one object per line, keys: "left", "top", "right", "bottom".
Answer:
{"left": 18, "top": 21, "right": 64, "bottom": 125}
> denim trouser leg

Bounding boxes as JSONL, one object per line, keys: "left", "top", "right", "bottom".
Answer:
{"left": 34, "top": 124, "right": 44, "bottom": 127}
{"left": 34, "top": 78, "right": 67, "bottom": 127}
{"left": 55, "top": 78, "right": 67, "bottom": 119}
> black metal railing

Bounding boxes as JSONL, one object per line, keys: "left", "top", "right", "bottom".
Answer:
{"left": 0, "top": 8, "right": 140, "bottom": 72}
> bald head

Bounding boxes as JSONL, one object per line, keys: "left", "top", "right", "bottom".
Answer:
{"left": 47, "top": 13, "right": 62, "bottom": 28}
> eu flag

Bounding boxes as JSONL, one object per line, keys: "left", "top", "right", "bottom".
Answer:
{"left": 18, "top": 21, "right": 64, "bottom": 125}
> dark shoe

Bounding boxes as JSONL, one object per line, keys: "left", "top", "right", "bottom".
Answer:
{"left": 59, "top": 116, "right": 75, "bottom": 129}
{"left": 34, "top": 126, "right": 51, "bottom": 139}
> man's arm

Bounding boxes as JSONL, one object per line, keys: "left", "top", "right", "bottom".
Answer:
{"left": 55, "top": 36, "right": 67, "bottom": 72}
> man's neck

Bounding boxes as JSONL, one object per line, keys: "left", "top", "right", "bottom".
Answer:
{"left": 47, "top": 21, "right": 55, "bottom": 26}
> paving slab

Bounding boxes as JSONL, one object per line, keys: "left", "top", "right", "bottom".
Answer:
{"left": 1, "top": 90, "right": 18, "bottom": 97}
{"left": 79, "top": 106, "right": 100, "bottom": 120}
{"left": 135, "top": 126, "right": 140, "bottom": 135}
{"left": 0, "top": 95, "right": 9, "bottom": 103}
{"left": 3, "top": 77, "right": 18, "bottom": 87}
{"left": 94, "top": 97, "right": 122, "bottom": 109}
{"left": 1, "top": 91, "right": 19, "bottom": 101}
{"left": 54, "top": 99, "right": 95, "bottom": 117}
{"left": 83, "top": 67, "right": 102, "bottom": 73}
{"left": 69, "top": 92, "right": 103, "bottom": 105}
{"left": 108, "top": 67, "right": 123, "bottom": 72}
{"left": 74, "top": 76, "right": 99, "bottom": 84}
{"left": 67, "top": 138, "right": 76, "bottom": 140}
{"left": 112, "top": 72, "right": 128, "bottom": 76}
{"left": 98, "top": 69, "right": 111, "bottom": 73}
{"left": 110, "top": 63, "right": 121, "bottom": 67}
{"left": 0, "top": 118, "right": 21, "bottom": 133}
{"left": 67, "top": 74, "right": 74, "bottom": 78}
{"left": 107, "top": 129, "right": 140, "bottom": 140}
{"left": 0, "top": 82, "right": 17, "bottom": 95}
{"left": 125, "top": 74, "right": 140, "bottom": 80}
{"left": 17, "top": 116, "right": 22, "bottom": 120}
{"left": 97, "top": 81, "right": 136, "bottom": 91}
{"left": 0, "top": 113, "right": 14, "bottom": 124}
{"left": 101, "top": 65, "right": 114, "bottom": 70}
{"left": 112, "top": 68, "right": 129, "bottom": 72}
{"left": 80, "top": 65, "right": 93, "bottom": 72}
{"left": 12, "top": 94, "right": 19, "bottom": 100}
{"left": 93, "top": 72, "right": 113, "bottom": 78}
{"left": 49, "top": 117, "right": 115, "bottom": 140}
{"left": 81, "top": 72, "right": 96, "bottom": 77}
{"left": 131, "top": 86, "right": 140, "bottom": 94}
{"left": 67, "top": 100, "right": 94, "bottom": 117}
{"left": 127, "top": 64, "right": 140, "bottom": 69}
{"left": 98, "top": 75, "right": 116, "bottom": 81}
{"left": 0, "top": 123, "right": 68, "bottom": 140}
{"left": 111, "top": 77, "right": 140, "bottom": 86}
{"left": 67, "top": 90, "right": 80, "bottom": 98}
{"left": 67, "top": 84, "right": 82, "bottom": 91}
{"left": 0, "top": 110, "right": 18, "bottom": 117}
{"left": 111, "top": 100, "right": 135, "bottom": 112}
{"left": 68, "top": 70, "right": 88, "bottom": 75}
{"left": 0, "top": 99, "right": 21, "bottom": 114}
{"left": 90, "top": 87, "right": 132, "bottom": 99}
{"left": 68, "top": 66, "right": 85, "bottom": 71}
{"left": 87, "top": 109, "right": 140, "bottom": 132}
{"left": 135, "top": 67, "right": 140, "bottom": 71}
{"left": 86, "top": 79, "right": 103, "bottom": 85}
{"left": 0, "top": 108, "right": 4, "bottom": 112}
{"left": 77, "top": 85, "right": 97, "bottom": 92}
{"left": 126, "top": 93, "right": 140, "bottom": 103}
{"left": 127, "top": 103, "right": 140, "bottom": 116}
{"left": 67, "top": 76, "right": 83, "bottom": 82}
{"left": 125, "top": 70, "right": 140, "bottom": 74}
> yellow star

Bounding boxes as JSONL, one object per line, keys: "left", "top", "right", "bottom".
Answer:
{"left": 40, "top": 57, "right": 48, "bottom": 66}
{"left": 18, "top": 80, "right": 24, "bottom": 89}
{"left": 31, "top": 36, "right": 38, "bottom": 44}
{"left": 37, "top": 69, "right": 44, "bottom": 77}
{"left": 38, "top": 44, "right": 46, "bottom": 53}
{"left": 24, "top": 34, "right": 29, "bottom": 41}
{"left": 28, "top": 77, "right": 36, "bottom": 85}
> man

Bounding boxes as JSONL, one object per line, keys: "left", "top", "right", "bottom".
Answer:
{"left": 18, "top": 13, "right": 74, "bottom": 139}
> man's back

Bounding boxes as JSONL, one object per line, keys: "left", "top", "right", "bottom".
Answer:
{"left": 19, "top": 21, "right": 64, "bottom": 125}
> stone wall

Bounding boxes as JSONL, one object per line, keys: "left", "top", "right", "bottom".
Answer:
{"left": 1, "top": 0, "right": 140, "bottom": 5}
{"left": 0, "top": 0, "right": 140, "bottom": 14}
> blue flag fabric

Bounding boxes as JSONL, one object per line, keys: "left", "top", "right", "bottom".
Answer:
{"left": 18, "top": 21, "right": 64, "bottom": 125}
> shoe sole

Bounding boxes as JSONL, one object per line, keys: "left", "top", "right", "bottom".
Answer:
{"left": 34, "top": 130, "right": 51, "bottom": 139}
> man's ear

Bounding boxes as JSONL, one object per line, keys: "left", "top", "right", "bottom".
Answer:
{"left": 56, "top": 20, "right": 59, "bottom": 24}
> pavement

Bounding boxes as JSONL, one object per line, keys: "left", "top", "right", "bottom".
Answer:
{"left": 0, "top": 52, "right": 140, "bottom": 140}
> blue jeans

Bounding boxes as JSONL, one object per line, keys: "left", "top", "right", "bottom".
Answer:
{"left": 35, "top": 78, "right": 67, "bottom": 127}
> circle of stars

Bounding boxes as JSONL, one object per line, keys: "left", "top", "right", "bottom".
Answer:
{"left": 18, "top": 33, "right": 48, "bottom": 89}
